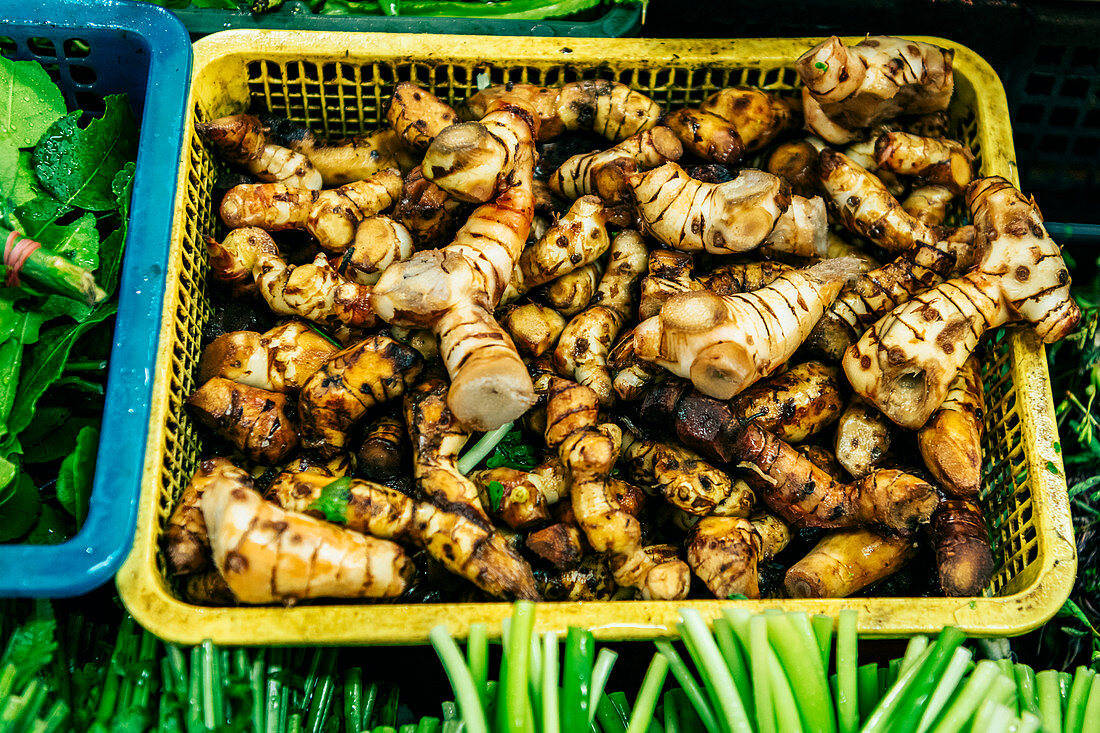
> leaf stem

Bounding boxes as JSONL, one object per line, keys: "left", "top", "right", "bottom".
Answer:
{"left": 457, "top": 422, "right": 514, "bottom": 475}
{"left": 430, "top": 625, "right": 489, "bottom": 733}
{"left": 654, "top": 641, "right": 719, "bottom": 733}
{"left": 626, "top": 654, "right": 669, "bottom": 733}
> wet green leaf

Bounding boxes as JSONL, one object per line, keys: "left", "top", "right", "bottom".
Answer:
{"left": 0, "top": 470, "right": 40, "bottom": 541}
{"left": 56, "top": 425, "right": 98, "bottom": 525}
{"left": 0, "top": 58, "right": 66, "bottom": 149}
{"left": 34, "top": 95, "right": 138, "bottom": 211}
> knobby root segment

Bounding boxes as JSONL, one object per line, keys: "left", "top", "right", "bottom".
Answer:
{"left": 372, "top": 102, "right": 540, "bottom": 430}
{"left": 845, "top": 176, "right": 1078, "bottom": 429}
{"left": 298, "top": 334, "right": 424, "bottom": 456}
{"left": 635, "top": 257, "right": 860, "bottom": 400}
{"left": 796, "top": 35, "right": 954, "bottom": 143}
{"left": 686, "top": 514, "right": 790, "bottom": 599}
{"left": 202, "top": 466, "right": 413, "bottom": 604}
{"left": 273, "top": 467, "right": 539, "bottom": 600}
{"left": 785, "top": 527, "right": 919, "bottom": 598}
{"left": 730, "top": 422, "right": 939, "bottom": 533}
{"left": 630, "top": 162, "right": 791, "bottom": 255}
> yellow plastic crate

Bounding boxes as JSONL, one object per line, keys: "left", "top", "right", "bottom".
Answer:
{"left": 117, "top": 31, "right": 1077, "bottom": 645}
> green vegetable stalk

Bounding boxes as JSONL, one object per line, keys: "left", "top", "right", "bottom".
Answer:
{"left": 2, "top": 228, "right": 105, "bottom": 305}
{"left": 7, "top": 600, "right": 1100, "bottom": 733}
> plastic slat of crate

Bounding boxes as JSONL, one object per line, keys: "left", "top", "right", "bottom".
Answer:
{"left": 117, "top": 32, "right": 1076, "bottom": 642}
{"left": 0, "top": 0, "right": 191, "bottom": 597}
{"left": 170, "top": 1, "right": 641, "bottom": 38}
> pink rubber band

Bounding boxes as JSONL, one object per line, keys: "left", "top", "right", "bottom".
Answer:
{"left": 4, "top": 230, "right": 41, "bottom": 288}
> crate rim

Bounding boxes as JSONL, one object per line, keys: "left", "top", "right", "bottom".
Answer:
{"left": 117, "top": 31, "right": 1077, "bottom": 643}
{"left": 0, "top": 0, "right": 192, "bottom": 597}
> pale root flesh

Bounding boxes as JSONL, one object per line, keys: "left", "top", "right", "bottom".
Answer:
{"left": 818, "top": 148, "right": 938, "bottom": 253}
{"left": 505, "top": 195, "right": 611, "bottom": 301}
{"left": 874, "top": 132, "right": 974, "bottom": 194}
{"left": 806, "top": 241, "right": 955, "bottom": 361}
{"left": 797, "top": 35, "right": 953, "bottom": 139}
{"left": 834, "top": 395, "right": 894, "bottom": 478}
{"left": 760, "top": 194, "right": 829, "bottom": 259}
{"left": 386, "top": 82, "right": 458, "bottom": 151}
{"left": 542, "top": 260, "right": 604, "bottom": 317}
{"left": 502, "top": 303, "right": 567, "bottom": 357}
{"left": 845, "top": 177, "right": 1078, "bottom": 429}
{"left": 339, "top": 216, "right": 415, "bottom": 286}
{"left": 550, "top": 126, "right": 682, "bottom": 204}
{"left": 372, "top": 104, "right": 538, "bottom": 430}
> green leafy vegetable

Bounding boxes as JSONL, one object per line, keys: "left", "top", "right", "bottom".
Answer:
{"left": 30, "top": 212, "right": 100, "bottom": 270}
{"left": 484, "top": 428, "right": 538, "bottom": 471}
{"left": 56, "top": 425, "right": 98, "bottom": 525}
{"left": 13, "top": 193, "right": 71, "bottom": 240}
{"left": 20, "top": 407, "right": 94, "bottom": 464}
{"left": 0, "top": 311, "right": 44, "bottom": 435}
{"left": 23, "top": 504, "right": 68, "bottom": 545}
{"left": 0, "top": 58, "right": 66, "bottom": 149}
{"left": 0, "top": 606, "right": 57, "bottom": 688}
{"left": 486, "top": 480, "right": 505, "bottom": 513}
{"left": 7, "top": 301, "right": 116, "bottom": 436}
{"left": 0, "top": 471, "right": 39, "bottom": 541}
{"left": 33, "top": 94, "right": 138, "bottom": 212}
{"left": 310, "top": 476, "right": 353, "bottom": 523}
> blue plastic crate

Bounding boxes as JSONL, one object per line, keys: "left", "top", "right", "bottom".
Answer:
{"left": 0, "top": 0, "right": 191, "bottom": 596}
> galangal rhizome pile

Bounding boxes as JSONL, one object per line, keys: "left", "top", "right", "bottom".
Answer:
{"left": 164, "top": 35, "right": 1079, "bottom": 608}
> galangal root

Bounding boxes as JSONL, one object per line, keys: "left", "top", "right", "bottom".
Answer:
{"left": 372, "top": 100, "right": 539, "bottom": 430}
{"left": 785, "top": 528, "right": 919, "bottom": 598}
{"left": 665, "top": 88, "right": 798, "bottom": 165}
{"left": 197, "top": 114, "right": 323, "bottom": 189}
{"left": 796, "top": 36, "right": 954, "bottom": 143}
{"left": 730, "top": 423, "right": 939, "bottom": 533}
{"left": 201, "top": 463, "right": 414, "bottom": 603}
{"left": 177, "top": 39, "right": 1074, "bottom": 606}
{"left": 686, "top": 514, "right": 790, "bottom": 599}
{"left": 929, "top": 499, "right": 994, "bottom": 597}
{"left": 462, "top": 80, "right": 662, "bottom": 143}
{"left": 845, "top": 176, "right": 1079, "bottom": 428}
{"left": 633, "top": 257, "right": 860, "bottom": 399}
{"left": 917, "top": 357, "right": 985, "bottom": 498}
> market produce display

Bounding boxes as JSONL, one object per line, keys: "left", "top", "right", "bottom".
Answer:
{"left": 0, "top": 57, "right": 136, "bottom": 544}
{"left": 159, "top": 34, "right": 1081, "bottom": 609}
